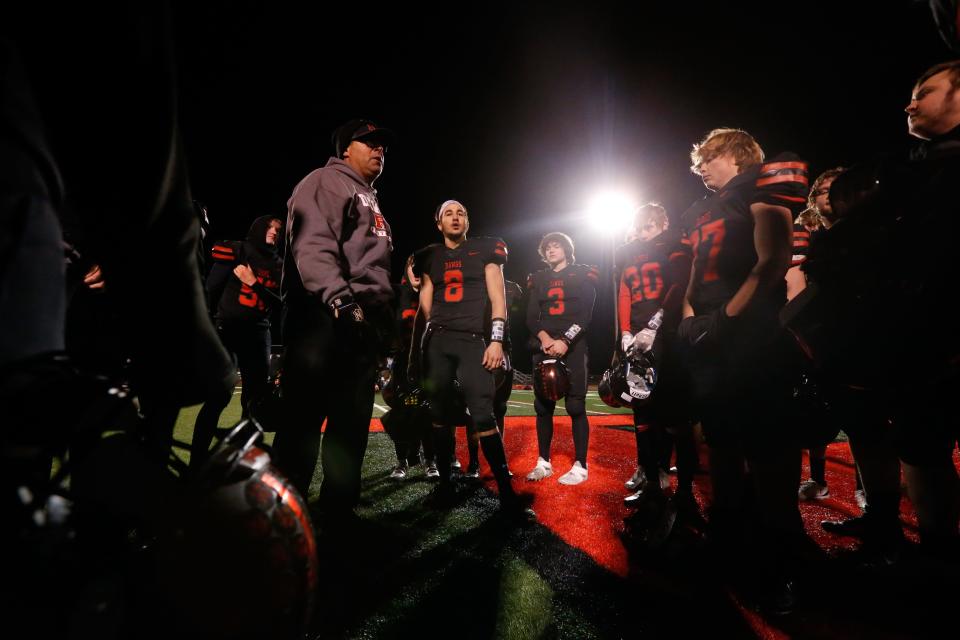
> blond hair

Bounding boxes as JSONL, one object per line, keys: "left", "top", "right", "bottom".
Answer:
{"left": 690, "top": 128, "right": 764, "bottom": 175}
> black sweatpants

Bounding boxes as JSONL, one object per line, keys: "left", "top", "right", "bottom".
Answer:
{"left": 274, "top": 296, "right": 378, "bottom": 511}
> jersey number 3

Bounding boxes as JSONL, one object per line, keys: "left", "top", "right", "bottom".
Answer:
{"left": 547, "top": 287, "right": 565, "bottom": 315}
{"left": 444, "top": 269, "right": 464, "bottom": 302}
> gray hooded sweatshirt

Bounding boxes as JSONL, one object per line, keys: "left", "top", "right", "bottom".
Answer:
{"left": 282, "top": 158, "right": 393, "bottom": 308}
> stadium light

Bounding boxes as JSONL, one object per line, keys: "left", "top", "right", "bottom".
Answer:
{"left": 586, "top": 190, "right": 638, "bottom": 235}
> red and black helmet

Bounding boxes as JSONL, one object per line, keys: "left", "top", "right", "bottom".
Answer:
{"left": 533, "top": 358, "right": 571, "bottom": 401}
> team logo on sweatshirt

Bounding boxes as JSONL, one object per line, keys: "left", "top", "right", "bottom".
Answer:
{"left": 371, "top": 212, "right": 389, "bottom": 238}
{"left": 358, "top": 192, "right": 381, "bottom": 213}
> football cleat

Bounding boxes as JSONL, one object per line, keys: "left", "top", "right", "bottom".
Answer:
{"left": 525, "top": 457, "right": 553, "bottom": 481}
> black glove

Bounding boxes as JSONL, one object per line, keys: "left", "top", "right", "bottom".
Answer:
{"left": 330, "top": 294, "right": 364, "bottom": 322}
{"left": 677, "top": 306, "right": 736, "bottom": 352}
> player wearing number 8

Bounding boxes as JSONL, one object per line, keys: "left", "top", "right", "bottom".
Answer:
{"left": 525, "top": 232, "right": 598, "bottom": 486}
{"left": 679, "top": 128, "right": 809, "bottom": 612}
{"left": 416, "top": 200, "right": 534, "bottom": 522}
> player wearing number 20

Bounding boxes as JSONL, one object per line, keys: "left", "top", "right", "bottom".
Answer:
{"left": 525, "top": 233, "right": 598, "bottom": 486}
{"left": 418, "top": 199, "right": 534, "bottom": 521}
{"left": 615, "top": 204, "right": 693, "bottom": 506}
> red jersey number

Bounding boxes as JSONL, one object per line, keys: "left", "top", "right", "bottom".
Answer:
{"left": 443, "top": 269, "right": 464, "bottom": 302}
{"left": 238, "top": 284, "right": 259, "bottom": 308}
{"left": 692, "top": 218, "right": 726, "bottom": 283}
{"left": 546, "top": 287, "right": 565, "bottom": 315}
{"left": 623, "top": 263, "right": 664, "bottom": 302}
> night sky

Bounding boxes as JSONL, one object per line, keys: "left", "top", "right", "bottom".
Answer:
{"left": 169, "top": 1, "right": 953, "bottom": 364}
{"left": 8, "top": 1, "right": 940, "bottom": 366}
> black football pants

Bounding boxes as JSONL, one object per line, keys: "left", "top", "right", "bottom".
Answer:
{"left": 532, "top": 339, "right": 589, "bottom": 466}
{"left": 192, "top": 320, "right": 271, "bottom": 466}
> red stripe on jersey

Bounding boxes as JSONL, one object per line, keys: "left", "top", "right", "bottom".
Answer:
{"left": 212, "top": 245, "right": 234, "bottom": 254}
{"left": 494, "top": 248, "right": 507, "bottom": 256}
{"left": 756, "top": 174, "right": 809, "bottom": 187}
{"left": 212, "top": 252, "right": 234, "bottom": 261}
{"left": 793, "top": 239, "right": 810, "bottom": 248}
{"left": 669, "top": 251, "right": 687, "bottom": 260}
{"left": 760, "top": 161, "right": 807, "bottom": 172}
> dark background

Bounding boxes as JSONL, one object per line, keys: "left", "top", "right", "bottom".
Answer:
{"left": 14, "top": 1, "right": 955, "bottom": 372}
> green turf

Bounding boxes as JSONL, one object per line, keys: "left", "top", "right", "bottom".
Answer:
{"left": 172, "top": 392, "right": 634, "bottom": 639}
{"left": 174, "top": 390, "right": 631, "bottom": 466}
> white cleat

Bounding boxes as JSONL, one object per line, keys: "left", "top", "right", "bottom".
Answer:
{"left": 525, "top": 457, "right": 553, "bottom": 481}
{"left": 625, "top": 466, "right": 645, "bottom": 490}
{"left": 558, "top": 461, "right": 588, "bottom": 486}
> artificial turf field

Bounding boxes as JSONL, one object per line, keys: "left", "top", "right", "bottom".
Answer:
{"left": 175, "top": 391, "right": 958, "bottom": 640}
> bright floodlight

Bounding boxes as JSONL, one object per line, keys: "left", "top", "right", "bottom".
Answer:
{"left": 586, "top": 191, "right": 637, "bottom": 234}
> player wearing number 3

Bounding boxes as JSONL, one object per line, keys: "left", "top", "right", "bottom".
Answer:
{"left": 525, "top": 233, "right": 598, "bottom": 485}
{"left": 418, "top": 200, "right": 535, "bottom": 522}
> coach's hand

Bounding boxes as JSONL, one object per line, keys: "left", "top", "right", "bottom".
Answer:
{"left": 483, "top": 341, "right": 504, "bottom": 371}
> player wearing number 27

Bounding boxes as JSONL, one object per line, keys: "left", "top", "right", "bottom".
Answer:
{"left": 678, "top": 128, "right": 808, "bottom": 607}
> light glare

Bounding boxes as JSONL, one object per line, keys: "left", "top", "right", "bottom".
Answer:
{"left": 586, "top": 191, "right": 638, "bottom": 234}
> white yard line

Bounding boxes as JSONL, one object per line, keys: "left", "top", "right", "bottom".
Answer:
{"left": 373, "top": 403, "right": 389, "bottom": 412}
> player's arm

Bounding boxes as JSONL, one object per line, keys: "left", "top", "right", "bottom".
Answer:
{"left": 618, "top": 270, "right": 633, "bottom": 344}
{"left": 483, "top": 263, "right": 506, "bottom": 370}
{"left": 663, "top": 248, "right": 693, "bottom": 330}
{"left": 551, "top": 268, "right": 596, "bottom": 356}
{"left": 418, "top": 272, "right": 433, "bottom": 321}
{"left": 407, "top": 273, "right": 433, "bottom": 380}
{"left": 724, "top": 202, "right": 793, "bottom": 317}
{"left": 785, "top": 265, "right": 806, "bottom": 301}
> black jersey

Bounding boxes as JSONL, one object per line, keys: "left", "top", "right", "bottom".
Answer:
{"left": 615, "top": 231, "right": 692, "bottom": 333}
{"left": 207, "top": 216, "right": 283, "bottom": 325}
{"left": 680, "top": 153, "right": 808, "bottom": 315}
{"left": 421, "top": 236, "right": 507, "bottom": 333}
{"left": 395, "top": 282, "right": 419, "bottom": 347}
{"left": 525, "top": 263, "right": 598, "bottom": 343}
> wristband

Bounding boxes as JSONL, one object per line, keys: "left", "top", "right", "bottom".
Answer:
{"left": 490, "top": 318, "right": 506, "bottom": 343}
{"left": 563, "top": 323, "right": 582, "bottom": 342}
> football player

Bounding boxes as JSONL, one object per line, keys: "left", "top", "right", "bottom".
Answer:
{"left": 384, "top": 253, "right": 437, "bottom": 480}
{"left": 679, "top": 128, "right": 808, "bottom": 613}
{"left": 417, "top": 199, "right": 534, "bottom": 521}
{"left": 191, "top": 216, "right": 283, "bottom": 468}
{"left": 615, "top": 204, "right": 693, "bottom": 506}
{"left": 525, "top": 232, "right": 598, "bottom": 485}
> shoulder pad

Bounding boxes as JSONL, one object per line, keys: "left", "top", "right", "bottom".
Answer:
{"left": 474, "top": 236, "right": 508, "bottom": 265}
{"left": 754, "top": 152, "right": 809, "bottom": 208}
{"left": 581, "top": 263, "right": 601, "bottom": 283}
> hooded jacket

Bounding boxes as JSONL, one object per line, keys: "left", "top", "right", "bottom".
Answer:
{"left": 282, "top": 158, "right": 393, "bottom": 309}
{"left": 207, "top": 215, "right": 283, "bottom": 325}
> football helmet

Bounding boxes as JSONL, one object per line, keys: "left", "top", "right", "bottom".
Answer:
{"left": 156, "top": 419, "right": 317, "bottom": 639}
{"left": 598, "top": 353, "right": 657, "bottom": 408}
{"left": 533, "top": 358, "right": 570, "bottom": 401}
